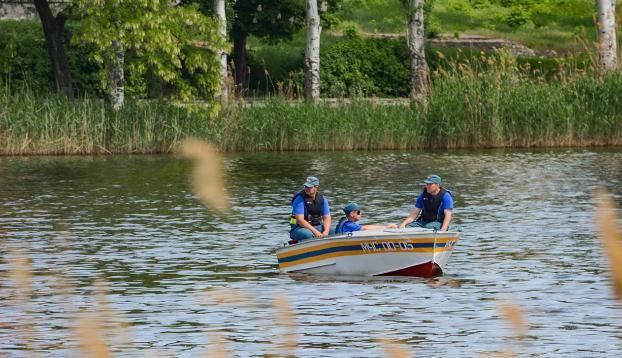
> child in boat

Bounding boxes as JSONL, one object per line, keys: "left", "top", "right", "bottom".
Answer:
{"left": 334, "top": 202, "right": 397, "bottom": 233}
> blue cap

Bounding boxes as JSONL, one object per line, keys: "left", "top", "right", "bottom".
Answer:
{"left": 343, "top": 202, "right": 363, "bottom": 214}
{"left": 303, "top": 176, "right": 320, "bottom": 187}
{"left": 423, "top": 174, "right": 442, "bottom": 184}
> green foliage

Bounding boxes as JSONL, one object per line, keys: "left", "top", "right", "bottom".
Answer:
{"left": 248, "top": 32, "right": 596, "bottom": 97}
{"left": 319, "top": 37, "right": 410, "bottom": 97}
{"left": 436, "top": 0, "right": 596, "bottom": 31}
{"left": 0, "top": 18, "right": 222, "bottom": 99}
{"left": 0, "top": 20, "right": 53, "bottom": 92}
{"left": 504, "top": 6, "right": 531, "bottom": 28}
{"left": 232, "top": 0, "right": 305, "bottom": 41}
{"left": 343, "top": 0, "right": 598, "bottom": 52}
{"left": 343, "top": 0, "right": 437, "bottom": 33}
{"left": 73, "top": 0, "right": 225, "bottom": 100}
{"left": 65, "top": 23, "right": 105, "bottom": 96}
{"left": 1, "top": 7, "right": 226, "bottom": 100}
{"left": 342, "top": 22, "right": 363, "bottom": 39}
{"left": 0, "top": 20, "right": 101, "bottom": 95}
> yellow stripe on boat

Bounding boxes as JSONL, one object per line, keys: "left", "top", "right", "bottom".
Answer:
{"left": 278, "top": 237, "right": 456, "bottom": 258}
{"left": 277, "top": 237, "right": 458, "bottom": 269}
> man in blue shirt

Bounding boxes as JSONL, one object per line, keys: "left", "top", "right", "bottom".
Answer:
{"left": 335, "top": 202, "right": 397, "bottom": 233}
{"left": 290, "top": 176, "right": 331, "bottom": 240}
{"left": 398, "top": 174, "right": 454, "bottom": 231}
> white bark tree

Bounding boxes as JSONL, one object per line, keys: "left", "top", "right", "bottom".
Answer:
{"left": 597, "top": 0, "right": 618, "bottom": 73}
{"left": 304, "top": 0, "right": 321, "bottom": 103}
{"left": 406, "top": 0, "right": 429, "bottom": 104}
{"left": 110, "top": 40, "right": 124, "bottom": 110}
{"left": 213, "top": 0, "right": 228, "bottom": 104}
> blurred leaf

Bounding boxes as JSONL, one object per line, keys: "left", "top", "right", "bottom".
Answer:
{"left": 181, "top": 139, "right": 231, "bottom": 214}
{"left": 595, "top": 189, "right": 622, "bottom": 301}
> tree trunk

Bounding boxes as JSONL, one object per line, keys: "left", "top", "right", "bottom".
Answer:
{"left": 33, "top": 0, "right": 73, "bottom": 100}
{"left": 406, "top": 0, "right": 429, "bottom": 105}
{"left": 213, "top": 0, "right": 228, "bottom": 104}
{"left": 232, "top": 28, "right": 248, "bottom": 94}
{"left": 597, "top": 0, "right": 618, "bottom": 73}
{"left": 110, "top": 41, "right": 124, "bottom": 111}
{"left": 304, "top": 0, "right": 321, "bottom": 103}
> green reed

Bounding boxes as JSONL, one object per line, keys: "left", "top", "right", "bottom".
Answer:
{"left": 2, "top": 63, "right": 622, "bottom": 155}
{"left": 425, "top": 57, "right": 622, "bottom": 148}
{"left": 215, "top": 99, "right": 426, "bottom": 152}
{"left": 0, "top": 86, "right": 213, "bottom": 155}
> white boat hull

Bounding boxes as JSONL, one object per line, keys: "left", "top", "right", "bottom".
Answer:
{"left": 276, "top": 228, "right": 459, "bottom": 277}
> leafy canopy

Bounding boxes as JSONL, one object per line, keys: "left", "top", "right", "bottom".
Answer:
{"left": 74, "top": 0, "right": 225, "bottom": 100}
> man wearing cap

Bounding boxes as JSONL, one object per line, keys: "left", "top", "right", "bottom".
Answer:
{"left": 398, "top": 174, "right": 454, "bottom": 231}
{"left": 335, "top": 203, "right": 397, "bottom": 233}
{"left": 289, "top": 176, "right": 331, "bottom": 240}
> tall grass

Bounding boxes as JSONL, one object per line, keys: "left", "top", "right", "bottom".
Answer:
{"left": 218, "top": 59, "right": 622, "bottom": 150}
{"left": 0, "top": 86, "right": 215, "bottom": 155}
{"left": 2, "top": 63, "right": 622, "bottom": 155}
{"left": 425, "top": 53, "right": 622, "bottom": 148}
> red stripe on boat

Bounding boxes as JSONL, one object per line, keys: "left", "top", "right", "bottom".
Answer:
{"left": 377, "top": 261, "right": 442, "bottom": 277}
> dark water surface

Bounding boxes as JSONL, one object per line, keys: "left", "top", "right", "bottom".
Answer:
{"left": 1, "top": 149, "right": 622, "bottom": 357}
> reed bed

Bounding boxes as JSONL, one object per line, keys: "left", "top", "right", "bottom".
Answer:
{"left": 1, "top": 68, "right": 622, "bottom": 155}
{"left": 0, "top": 88, "right": 214, "bottom": 155}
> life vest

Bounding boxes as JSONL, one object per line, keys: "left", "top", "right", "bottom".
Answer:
{"left": 420, "top": 187, "right": 450, "bottom": 223}
{"left": 290, "top": 190, "right": 325, "bottom": 226}
{"left": 335, "top": 217, "right": 348, "bottom": 233}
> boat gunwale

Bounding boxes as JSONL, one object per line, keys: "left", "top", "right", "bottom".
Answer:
{"left": 276, "top": 228, "right": 460, "bottom": 254}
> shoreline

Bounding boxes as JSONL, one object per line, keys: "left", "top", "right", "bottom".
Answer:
{"left": 2, "top": 138, "right": 621, "bottom": 157}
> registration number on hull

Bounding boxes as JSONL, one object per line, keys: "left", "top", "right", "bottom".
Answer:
{"left": 360, "top": 240, "right": 456, "bottom": 252}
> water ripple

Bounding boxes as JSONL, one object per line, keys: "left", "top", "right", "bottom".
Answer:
{"left": 1, "top": 149, "right": 622, "bottom": 356}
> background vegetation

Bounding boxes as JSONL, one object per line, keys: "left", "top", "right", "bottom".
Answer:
{"left": 1, "top": 0, "right": 617, "bottom": 99}
{"left": 342, "top": 0, "right": 601, "bottom": 50}
{"left": 3, "top": 60, "right": 621, "bottom": 154}
{"left": 0, "top": 0, "right": 620, "bottom": 154}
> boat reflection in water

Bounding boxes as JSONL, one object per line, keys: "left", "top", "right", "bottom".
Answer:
{"left": 276, "top": 228, "right": 460, "bottom": 277}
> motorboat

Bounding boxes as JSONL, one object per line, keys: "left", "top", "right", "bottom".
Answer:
{"left": 276, "top": 227, "right": 460, "bottom": 277}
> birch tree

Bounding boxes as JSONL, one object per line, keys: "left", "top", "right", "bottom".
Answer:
{"left": 597, "top": 0, "right": 618, "bottom": 73}
{"left": 213, "top": 0, "right": 228, "bottom": 104}
{"left": 304, "top": 0, "right": 321, "bottom": 103}
{"left": 110, "top": 40, "right": 124, "bottom": 110}
{"left": 210, "top": 0, "right": 339, "bottom": 96}
{"left": 405, "top": 0, "right": 429, "bottom": 105}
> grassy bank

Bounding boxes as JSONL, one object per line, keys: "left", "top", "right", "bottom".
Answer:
{"left": 2, "top": 70, "right": 622, "bottom": 155}
{"left": 342, "top": 0, "right": 610, "bottom": 53}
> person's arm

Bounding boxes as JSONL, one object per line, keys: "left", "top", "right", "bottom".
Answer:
{"left": 295, "top": 214, "right": 323, "bottom": 237}
{"left": 439, "top": 191, "right": 454, "bottom": 231}
{"left": 362, "top": 223, "right": 398, "bottom": 230}
{"left": 398, "top": 207, "right": 421, "bottom": 228}
{"left": 320, "top": 197, "right": 331, "bottom": 237}
{"left": 440, "top": 209, "right": 452, "bottom": 231}
{"left": 321, "top": 214, "right": 331, "bottom": 237}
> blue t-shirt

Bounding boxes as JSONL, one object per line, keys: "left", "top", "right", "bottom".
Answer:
{"left": 415, "top": 190, "right": 453, "bottom": 220}
{"left": 291, "top": 195, "right": 330, "bottom": 216}
{"left": 335, "top": 220, "right": 361, "bottom": 233}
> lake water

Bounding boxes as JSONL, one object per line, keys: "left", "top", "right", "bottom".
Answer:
{"left": 1, "top": 149, "right": 622, "bottom": 357}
